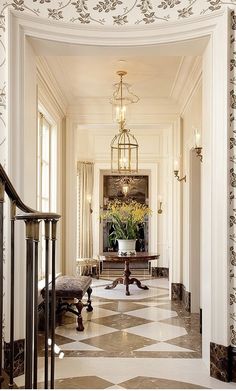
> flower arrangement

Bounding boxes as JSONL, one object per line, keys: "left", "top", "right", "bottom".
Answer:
{"left": 102, "top": 199, "right": 152, "bottom": 243}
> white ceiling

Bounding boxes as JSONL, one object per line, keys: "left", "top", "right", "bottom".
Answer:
{"left": 42, "top": 55, "right": 183, "bottom": 103}
{"left": 31, "top": 37, "right": 206, "bottom": 111}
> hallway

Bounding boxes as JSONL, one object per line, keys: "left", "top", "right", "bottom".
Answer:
{"left": 14, "top": 278, "right": 235, "bottom": 389}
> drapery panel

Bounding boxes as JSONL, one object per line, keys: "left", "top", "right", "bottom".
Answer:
{"left": 77, "top": 161, "right": 94, "bottom": 259}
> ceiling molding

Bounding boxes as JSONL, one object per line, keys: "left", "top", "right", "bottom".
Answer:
{"left": 171, "top": 56, "right": 202, "bottom": 115}
{"left": 36, "top": 56, "right": 68, "bottom": 116}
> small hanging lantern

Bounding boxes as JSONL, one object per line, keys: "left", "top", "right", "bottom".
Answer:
{"left": 110, "top": 70, "right": 139, "bottom": 173}
{"left": 111, "top": 127, "right": 138, "bottom": 173}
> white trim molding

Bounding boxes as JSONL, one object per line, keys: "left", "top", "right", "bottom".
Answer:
{"left": 5, "top": 7, "right": 231, "bottom": 372}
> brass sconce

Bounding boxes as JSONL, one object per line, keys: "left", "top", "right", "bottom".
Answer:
{"left": 158, "top": 196, "right": 163, "bottom": 214}
{"left": 174, "top": 170, "right": 186, "bottom": 182}
{"left": 195, "top": 147, "right": 203, "bottom": 162}
{"left": 194, "top": 128, "right": 203, "bottom": 162}
{"left": 174, "top": 160, "right": 186, "bottom": 183}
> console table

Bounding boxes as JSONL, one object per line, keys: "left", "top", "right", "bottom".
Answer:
{"left": 101, "top": 252, "right": 159, "bottom": 296}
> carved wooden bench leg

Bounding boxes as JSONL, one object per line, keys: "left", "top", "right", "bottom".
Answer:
{"left": 75, "top": 300, "right": 84, "bottom": 331}
{"left": 86, "top": 287, "right": 93, "bottom": 312}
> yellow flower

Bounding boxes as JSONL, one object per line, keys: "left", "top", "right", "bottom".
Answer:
{"left": 101, "top": 199, "right": 152, "bottom": 240}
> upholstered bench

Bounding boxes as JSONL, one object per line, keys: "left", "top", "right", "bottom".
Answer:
{"left": 41, "top": 275, "right": 93, "bottom": 331}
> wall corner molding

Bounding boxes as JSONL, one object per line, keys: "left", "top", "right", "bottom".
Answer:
{"left": 36, "top": 56, "right": 68, "bottom": 118}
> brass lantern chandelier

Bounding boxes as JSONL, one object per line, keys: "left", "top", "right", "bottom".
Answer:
{"left": 110, "top": 71, "right": 139, "bottom": 173}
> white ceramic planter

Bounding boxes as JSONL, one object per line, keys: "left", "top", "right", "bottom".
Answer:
{"left": 117, "top": 239, "right": 136, "bottom": 255}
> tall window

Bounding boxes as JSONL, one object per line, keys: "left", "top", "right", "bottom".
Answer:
{"left": 37, "top": 111, "right": 57, "bottom": 279}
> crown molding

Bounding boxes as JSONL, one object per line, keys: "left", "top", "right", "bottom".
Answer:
{"left": 36, "top": 56, "right": 68, "bottom": 116}
{"left": 171, "top": 56, "right": 202, "bottom": 115}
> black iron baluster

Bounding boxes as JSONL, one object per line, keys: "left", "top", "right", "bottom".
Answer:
{"left": 0, "top": 180, "right": 4, "bottom": 388}
{"left": 50, "top": 220, "right": 58, "bottom": 389}
{"left": 24, "top": 220, "right": 35, "bottom": 389}
{"left": 9, "top": 201, "right": 16, "bottom": 389}
{"left": 33, "top": 221, "right": 40, "bottom": 389}
{"left": 44, "top": 221, "right": 50, "bottom": 389}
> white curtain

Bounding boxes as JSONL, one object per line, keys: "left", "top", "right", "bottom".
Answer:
{"left": 77, "top": 161, "right": 94, "bottom": 258}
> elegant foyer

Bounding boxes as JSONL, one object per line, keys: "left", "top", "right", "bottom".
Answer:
{"left": 0, "top": 4, "right": 235, "bottom": 389}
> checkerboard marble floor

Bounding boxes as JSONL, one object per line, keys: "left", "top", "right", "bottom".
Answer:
{"left": 14, "top": 278, "right": 236, "bottom": 388}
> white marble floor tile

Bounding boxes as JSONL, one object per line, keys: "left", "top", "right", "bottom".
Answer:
{"left": 59, "top": 341, "right": 104, "bottom": 351}
{"left": 56, "top": 321, "right": 116, "bottom": 341}
{"left": 124, "top": 321, "right": 187, "bottom": 341}
{"left": 135, "top": 342, "right": 195, "bottom": 352}
{"left": 124, "top": 307, "right": 177, "bottom": 321}
{"left": 134, "top": 301, "right": 167, "bottom": 307}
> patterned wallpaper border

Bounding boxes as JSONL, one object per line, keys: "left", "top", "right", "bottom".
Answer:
{"left": 0, "top": 0, "right": 236, "bottom": 347}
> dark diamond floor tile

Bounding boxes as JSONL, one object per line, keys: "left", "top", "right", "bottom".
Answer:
{"left": 98, "top": 301, "right": 148, "bottom": 312}
{"left": 166, "top": 332, "right": 201, "bottom": 353}
{"left": 119, "top": 376, "right": 206, "bottom": 389}
{"left": 81, "top": 330, "right": 157, "bottom": 353}
{"left": 38, "top": 376, "right": 114, "bottom": 389}
{"left": 91, "top": 313, "right": 153, "bottom": 329}
{"left": 38, "top": 332, "right": 76, "bottom": 356}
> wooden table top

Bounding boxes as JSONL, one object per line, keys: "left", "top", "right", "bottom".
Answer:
{"left": 101, "top": 252, "right": 159, "bottom": 262}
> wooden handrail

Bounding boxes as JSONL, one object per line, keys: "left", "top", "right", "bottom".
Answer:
{"left": 16, "top": 212, "right": 61, "bottom": 221}
{"left": 0, "top": 164, "right": 61, "bottom": 389}
{"left": 0, "top": 164, "right": 35, "bottom": 213}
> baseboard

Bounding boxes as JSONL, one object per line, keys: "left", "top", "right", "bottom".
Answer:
{"left": 4, "top": 339, "right": 25, "bottom": 378}
{"left": 231, "top": 346, "right": 236, "bottom": 382}
{"left": 171, "top": 283, "right": 182, "bottom": 300}
{"left": 210, "top": 342, "right": 231, "bottom": 382}
{"left": 182, "top": 285, "right": 191, "bottom": 312}
{"left": 152, "top": 267, "right": 169, "bottom": 278}
{"left": 171, "top": 283, "right": 191, "bottom": 312}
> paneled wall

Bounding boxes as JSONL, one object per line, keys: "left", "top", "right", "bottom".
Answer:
{"left": 69, "top": 118, "right": 180, "bottom": 272}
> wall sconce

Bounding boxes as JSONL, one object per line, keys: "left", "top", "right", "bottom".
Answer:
{"left": 194, "top": 128, "right": 203, "bottom": 162}
{"left": 174, "top": 160, "right": 186, "bottom": 183}
{"left": 158, "top": 195, "right": 163, "bottom": 214}
{"left": 87, "top": 194, "right": 93, "bottom": 213}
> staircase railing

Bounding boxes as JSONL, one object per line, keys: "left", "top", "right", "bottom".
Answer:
{"left": 0, "top": 164, "right": 61, "bottom": 389}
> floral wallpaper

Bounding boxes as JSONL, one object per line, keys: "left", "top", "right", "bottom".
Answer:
{"left": 0, "top": 0, "right": 230, "bottom": 26}
{"left": 0, "top": 0, "right": 236, "bottom": 348}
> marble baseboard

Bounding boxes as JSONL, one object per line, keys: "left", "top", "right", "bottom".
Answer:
{"left": 171, "top": 283, "right": 191, "bottom": 312}
{"left": 171, "top": 283, "right": 182, "bottom": 300}
{"left": 231, "top": 347, "right": 236, "bottom": 382}
{"left": 152, "top": 267, "right": 169, "bottom": 278}
{"left": 4, "top": 339, "right": 24, "bottom": 378}
{"left": 210, "top": 342, "right": 231, "bottom": 382}
{"left": 182, "top": 285, "right": 191, "bottom": 312}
